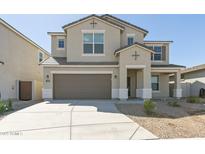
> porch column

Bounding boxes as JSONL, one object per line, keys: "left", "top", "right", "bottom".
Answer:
{"left": 142, "top": 68, "right": 152, "bottom": 99}
{"left": 173, "top": 70, "right": 182, "bottom": 98}
{"left": 136, "top": 68, "right": 152, "bottom": 99}
{"left": 119, "top": 67, "right": 128, "bottom": 99}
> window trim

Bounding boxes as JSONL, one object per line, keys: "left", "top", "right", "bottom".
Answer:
{"left": 127, "top": 34, "right": 135, "bottom": 45}
{"left": 56, "top": 36, "right": 65, "bottom": 50}
{"left": 82, "top": 30, "right": 105, "bottom": 56}
{"left": 149, "top": 45, "right": 163, "bottom": 61}
{"left": 127, "top": 36, "right": 134, "bottom": 46}
{"left": 151, "top": 75, "right": 160, "bottom": 92}
{"left": 38, "top": 51, "right": 44, "bottom": 63}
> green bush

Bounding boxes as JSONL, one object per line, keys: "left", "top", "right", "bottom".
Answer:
{"left": 168, "top": 101, "right": 181, "bottom": 107}
{"left": 0, "top": 100, "right": 7, "bottom": 114}
{"left": 187, "top": 96, "right": 200, "bottom": 103}
{"left": 144, "top": 100, "right": 156, "bottom": 114}
{"left": 0, "top": 99, "right": 13, "bottom": 114}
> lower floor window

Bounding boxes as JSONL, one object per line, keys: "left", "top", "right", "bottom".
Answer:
{"left": 151, "top": 75, "right": 159, "bottom": 91}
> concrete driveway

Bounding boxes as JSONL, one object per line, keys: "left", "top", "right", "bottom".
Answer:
{"left": 0, "top": 100, "right": 157, "bottom": 140}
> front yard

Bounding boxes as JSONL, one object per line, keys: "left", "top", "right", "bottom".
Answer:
{"left": 116, "top": 98, "right": 205, "bottom": 139}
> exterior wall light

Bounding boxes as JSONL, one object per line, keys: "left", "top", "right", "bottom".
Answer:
{"left": 0, "top": 61, "right": 4, "bottom": 65}
{"left": 46, "top": 74, "right": 50, "bottom": 83}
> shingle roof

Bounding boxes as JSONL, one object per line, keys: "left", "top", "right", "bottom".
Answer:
{"left": 144, "top": 40, "right": 173, "bottom": 43}
{"left": 47, "top": 32, "right": 66, "bottom": 36}
{"left": 114, "top": 42, "right": 155, "bottom": 55}
{"left": 101, "top": 14, "right": 148, "bottom": 34}
{"left": 41, "top": 57, "right": 119, "bottom": 65}
{"left": 62, "top": 14, "right": 124, "bottom": 30}
{"left": 151, "top": 64, "right": 185, "bottom": 68}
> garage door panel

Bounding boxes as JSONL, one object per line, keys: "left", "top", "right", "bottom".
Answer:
{"left": 53, "top": 74, "right": 111, "bottom": 99}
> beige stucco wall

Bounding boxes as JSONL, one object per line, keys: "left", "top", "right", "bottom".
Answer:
{"left": 32, "top": 80, "right": 43, "bottom": 100}
{"left": 144, "top": 42, "right": 170, "bottom": 65}
{"left": 121, "top": 27, "right": 144, "bottom": 46}
{"left": 119, "top": 46, "right": 151, "bottom": 89}
{"left": 103, "top": 17, "right": 145, "bottom": 46}
{"left": 65, "top": 18, "right": 121, "bottom": 62}
{"left": 51, "top": 35, "right": 67, "bottom": 57}
{"left": 0, "top": 23, "right": 49, "bottom": 100}
{"left": 152, "top": 73, "right": 169, "bottom": 98}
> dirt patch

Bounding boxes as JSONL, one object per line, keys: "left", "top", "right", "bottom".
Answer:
{"left": 116, "top": 101, "right": 205, "bottom": 139}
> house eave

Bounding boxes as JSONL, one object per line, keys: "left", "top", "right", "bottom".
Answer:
{"left": 42, "top": 64, "right": 119, "bottom": 68}
{"left": 0, "top": 18, "right": 50, "bottom": 56}
{"left": 101, "top": 14, "right": 148, "bottom": 35}
{"left": 47, "top": 32, "right": 66, "bottom": 36}
{"left": 114, "top": 43, "right": 155, "bottom": 56}
{"left": 144, "top": 41, "right": 173, "bottom": 44}
{"left": 62, "top": 15, "right": 124, "bottom": 31}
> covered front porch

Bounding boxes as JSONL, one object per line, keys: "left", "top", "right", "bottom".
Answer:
{"left": 118, "top": 65, "right": 183, "bottom": 100}
{"left": 119, "top": 65, "right": 152, "bottom": 99}
{"left": 151, "top": 65, "right": 183, "bottom": 99}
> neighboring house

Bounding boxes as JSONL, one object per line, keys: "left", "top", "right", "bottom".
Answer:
{"left": 0, "top": 18, "right": 50, "bottom": 101}
{"left": 42, "top": 14, "right": 184, "bottom": 100}
{"left": 176, "top": 64, "right": 205, "bottom": 97}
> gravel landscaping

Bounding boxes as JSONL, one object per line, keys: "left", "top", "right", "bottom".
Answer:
{"left": 116, "top": 99, "right": 205, "bottom": 139}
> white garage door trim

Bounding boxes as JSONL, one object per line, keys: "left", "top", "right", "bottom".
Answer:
{"left": 50, "top": 71, "right": 113, "bottom": 74}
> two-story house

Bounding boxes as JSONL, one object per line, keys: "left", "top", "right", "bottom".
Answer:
{"left": 42, "top": 14, "right": 184, "bottom": 100}
{"left": 0, "top": 18, "right": 50, "bottom": 101}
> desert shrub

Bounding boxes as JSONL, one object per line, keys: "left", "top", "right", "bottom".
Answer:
{"left": 168, "top": 101, "right": 181, "bottom": 107}
{"left": 144, "top": 100, "right": 156, "bottom": 114}
{"left": 187, "top": 96, "right": 200, "bottom": 103}
{"left": 7, "top": 99, "right": 13, "bottom": 110}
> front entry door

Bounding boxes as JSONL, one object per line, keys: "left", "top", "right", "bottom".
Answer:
{"left": 127, "top": 77, "right": 131, "bottom": 97}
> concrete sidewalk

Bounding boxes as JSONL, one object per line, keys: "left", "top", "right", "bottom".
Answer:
{"left": 0, "top": 100, "right": 158, "bottom": 140}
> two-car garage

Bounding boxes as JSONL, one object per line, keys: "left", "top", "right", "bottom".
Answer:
{"left": 53, "top": 74, "right": 112, "bottom": 99}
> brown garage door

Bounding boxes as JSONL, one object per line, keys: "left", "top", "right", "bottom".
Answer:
{"left": 53, "top": 74, "right": 111, "bottom": 99}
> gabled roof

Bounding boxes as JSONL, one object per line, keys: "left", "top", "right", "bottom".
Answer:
{"left": 114, "top": 42, "right": 155, "bottom": 55}
{"left": 101, "top": 14, "right": 148, "bottom": 35}
{"left": 152, "top": 64, "right": 185, "bottom": 68}
{"left": 62, "top": 14, "right": 124, "bottom": 30}
{"left": 144, "top": 40, "right": 173, "bottom": 44}
{"left": 0, "top": 18, "right": 50, "bottom": 56}
{"left": 181, "top": 64, "right": 205, "bottom": 74}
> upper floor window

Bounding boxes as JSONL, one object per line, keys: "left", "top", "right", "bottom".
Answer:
{"left": 148, "top": 46, "right": 162, "bottom": 61}
{"left": 151, "top": 75, "right": 159, "bottom": 91}
{"left": 83, "top": 32, "right": 104, "bottom": 54}
{"left": 127, "top": 37, "right": 134, "bottom": 45}
{"left": 58, "top": 39, "right": 65, "bottom": 49}
{"left": 38, "top": 52, "right": 44, "bottom": 63}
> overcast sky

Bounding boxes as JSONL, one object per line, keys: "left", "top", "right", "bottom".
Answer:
{"left": 0, "top": 14, "right": 204, "bottom": 67}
